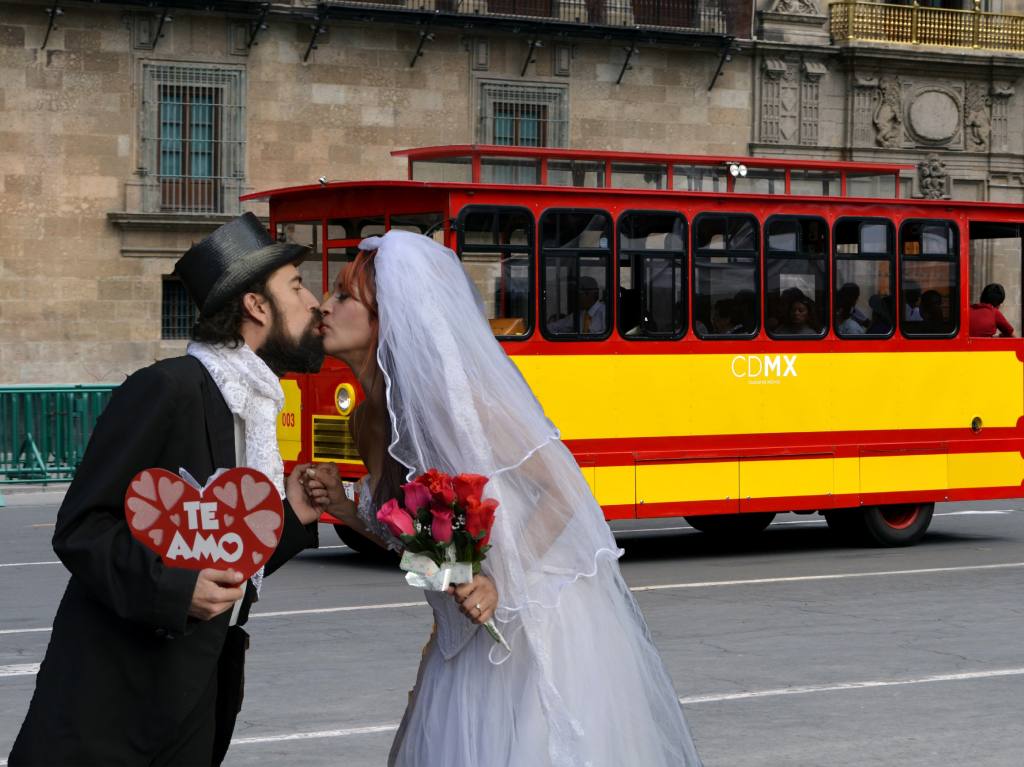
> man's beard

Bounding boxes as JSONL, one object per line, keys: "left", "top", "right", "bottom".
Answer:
{"left": 256, "top": 302, "right": 325, "bottom": 378}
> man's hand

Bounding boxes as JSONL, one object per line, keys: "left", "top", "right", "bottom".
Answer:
{"left": 286, "top": 462, "right": 323, "bottom": 525}
{"left": 304, "top": 464, "right": 359, "bottom": 527}
{"left": 188, "top": 568, "right": 245, "bottom": 621}
{"left": 449, "top": 574, "right": 498, "bottom": 625}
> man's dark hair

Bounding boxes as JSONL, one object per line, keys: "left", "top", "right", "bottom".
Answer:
{"left": 190, "top": 275, "right": 270, "bottom": 347}
{"left": 980, "top": 283, "right": 1006, "bottom": 307}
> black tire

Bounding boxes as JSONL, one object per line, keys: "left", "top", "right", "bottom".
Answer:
{"left": 825, "top": 503, "right": 933, "bottom": 547}
{"left": 862, "top": 503, "right": 934, "bottom": 547}
{"left": 334, "top": 524, "right": 394, "bottom": 560}
{"left": 683, "top": 512, "right": 776, "bottom": 537}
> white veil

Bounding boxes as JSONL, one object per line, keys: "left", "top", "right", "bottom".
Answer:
{"left": 363, "top": 230, "right": 702, "bottom": 767}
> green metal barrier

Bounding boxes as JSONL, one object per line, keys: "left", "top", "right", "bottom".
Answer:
{"left": 0, "top": 385, "right": 116, "bottom": 486}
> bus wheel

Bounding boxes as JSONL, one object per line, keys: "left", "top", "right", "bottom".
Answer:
{"left": 825, "top": 504, "right": 934, "bottom": 547}
{"left": 334, "top": 524, "right": 393, "bottom": 560}
{"left": 684, "top": 513, "right": 775, "bottom": 537}
{"left": 862, "top": 503, "right": 934, "bottom": 547}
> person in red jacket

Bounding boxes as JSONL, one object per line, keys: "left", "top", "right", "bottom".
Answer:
{"left": 969, "top": 283, "right": 1015, "bottom": 337}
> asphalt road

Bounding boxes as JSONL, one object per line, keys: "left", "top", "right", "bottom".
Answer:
{"left": 2, "top": 495, "right": 1023, "bottom": 766}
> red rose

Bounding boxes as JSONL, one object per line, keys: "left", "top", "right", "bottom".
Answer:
{"left": 465, "top": 495, "right": 498, "bottom": 548}
{"left": 415, "top": 468, "right": 456, "bottom": 506}
{"left": 453, "top": 473, "right": 489, "bottom": 506}
{"left": 401, "top": 481, "right": 432, "bottom": 513}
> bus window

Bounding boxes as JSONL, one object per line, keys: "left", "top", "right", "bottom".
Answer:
{"left": 278, "top": 220, "right": 323, "bottom": 295}
{"left": 673, "top": 164, "right": 728, "bottom": 193}
{"left": 611, "top": 163, "right": 667, "bottom": 190}
{"left": 734, "top": 169, "right": 786, "bottom": 195}
{"left": 900, "top": 220, "right": 959, "bottom": 337}
{"left": 790, "top": 170, "right": 841, "bottom": 197}
{"left": 846, "top": 171, "right": 898, "bottom": 198}
{"left": 693, "top": 214, "right": 758, "bottom": 338}
{"left": 541, "top": 210, "right": 612, "bottom": 339}
{"left": 968, "top": 222, "right": 1022, "bottom": 337}
{"left": 481, "top": 157, "right": 540, "bottom": 185}
{"left": 833, "top": 218, "right": 895, "bottom": 338}
{"left": 326, "top": 216, "right": 385, "bottom": 240}
{"left": 766, "top": 216, "right": 828, "bottom": 339}
{"left": 390, "top": 213, "right": 445, "bottom": 242}
{"left": 457, "top": 206, "right": 533, "bottom": 338}
{"left": 618, "top": 211, "right": 686, "bottom": 339}
{"left": 548, "top": 160, "right": 605, "bottom": 188}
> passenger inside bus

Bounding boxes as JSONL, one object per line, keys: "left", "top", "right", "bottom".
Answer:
{"left": 774, "top": 290, "right": 822, "bottom": 336}
{"left": 836, "top": 283, "right": 869, "bottom": 335}
{"left": 547, "top": 275, "right": 606, "bottom": 335}
{"left": 867, "top": 294, "right": 895, "bottom": 334}
{"left": 969, "top": 283, "right": 1015, "bottom": 337}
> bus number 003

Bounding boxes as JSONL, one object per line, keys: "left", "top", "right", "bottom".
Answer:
{"left": 280, "top": 412, "right": 297, "bottom": 428}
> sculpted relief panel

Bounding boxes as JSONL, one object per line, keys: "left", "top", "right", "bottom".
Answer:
{"left": 862, "top": 75, "right": 995, "bottom": 152}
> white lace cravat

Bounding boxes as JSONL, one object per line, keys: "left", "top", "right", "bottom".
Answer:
{"left": 187, "top": 341, "right": 286, "bottom": 595}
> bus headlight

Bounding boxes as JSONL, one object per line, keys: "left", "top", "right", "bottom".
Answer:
{"left": 335, "top": 383, "right": 355, "bottom": 416}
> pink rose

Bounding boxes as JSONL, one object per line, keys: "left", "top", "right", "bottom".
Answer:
{"left": 430, "top": 507, "right": 454, "bottom": 544}
{"left": 401, "top": 481, "right": 432, "bottom": 513}
{"left": 377, "top": 498, "right": 415, "bottom": 538}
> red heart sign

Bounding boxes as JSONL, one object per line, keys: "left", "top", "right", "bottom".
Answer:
{"left": 124, "top": 467, "right": 283, "bottom": 580}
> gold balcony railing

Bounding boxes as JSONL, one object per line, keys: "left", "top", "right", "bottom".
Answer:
{"left": 830, "top": 0, "right": 1024, "bottom": 53}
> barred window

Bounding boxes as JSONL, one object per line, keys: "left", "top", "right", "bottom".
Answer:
{"left": 478, "top": 82, "right": 568, "bottom": 149}
{"left": 161, "top": 277, "right": 199, "bottom": 340}
{"left": 141, "top": 63, "right": 246, "bottom": 215}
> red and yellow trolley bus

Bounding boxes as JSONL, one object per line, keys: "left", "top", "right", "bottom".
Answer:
{"left": 244, "top": 145, "right": 1024, "bottom": 549}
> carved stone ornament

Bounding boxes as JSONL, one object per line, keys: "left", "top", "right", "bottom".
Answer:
{"left": 769, "top": 0, "right": 820, "bottom": 13}
{"left": 907, "top": 87, "right": 961, "bottom": 146}
{"left": 964, "top": 82, "right": 991, "bottom": 151}
{"left": 873, "top": 75, "right": 902, "bottom": 148}
{"left": 918, "top": 153, "right": 950, "bottom": 200}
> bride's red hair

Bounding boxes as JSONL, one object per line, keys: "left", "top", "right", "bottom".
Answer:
{"left": 338, "top": 248, "right": 380, "bottom": 376}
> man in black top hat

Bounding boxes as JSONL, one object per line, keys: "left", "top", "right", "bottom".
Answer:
{"left": 10, "top": 213, "right": 325, "bottom": 766}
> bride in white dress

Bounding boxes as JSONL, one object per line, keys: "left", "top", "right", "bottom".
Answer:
{"left": 309, "top": 230, "right": 703, "bottom": 767}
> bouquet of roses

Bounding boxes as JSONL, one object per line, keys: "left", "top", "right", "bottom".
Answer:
{"left": 376, "top": 468, "right": 508, "bottom": 650}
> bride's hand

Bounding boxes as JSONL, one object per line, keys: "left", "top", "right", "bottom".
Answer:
{"left": 305, "top": 464, "right": 359, "bottom": 526}
{"left": 450, "top": 574, "right": 498, "bottom": 625}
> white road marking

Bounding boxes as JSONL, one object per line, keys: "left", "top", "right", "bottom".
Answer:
{"left": 4, "top": 560, "right": 1022, "bottom": 634}
{"left": 0, "top": 509, "right": 1011, "bottom": 569}
{"left": 0, "top": 627, "right": 51, "bottom": 636}
{"left": 630, "top": 561, "right": 1024, "bottom": 593}
{"left": 228, "top": 666, "right": 1024, "bottom": 747}
{"left": 251, "top": 602, "right": 425, "bottom": 618}
{"left": 232, "top": 724, "right": 399, "bottom": 745}
{"left": 0, "top": 663, "right": 39, "bottom": 677}
{"left": 678, "top": 667, "right": 1024, "bottom": 704}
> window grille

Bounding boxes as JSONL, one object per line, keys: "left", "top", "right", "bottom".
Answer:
{"left": 161, "top": 277, "right": 199, "bottom": 339}
{"left": 478, "top": 82, "right": 568, "bottom": 149}
{"left": 140, "top": 63, "right": 246, "bottom": 215}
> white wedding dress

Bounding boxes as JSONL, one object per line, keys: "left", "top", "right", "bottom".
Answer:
{"left": 350, "top": 229, "right": 703, "bottom": 767}
{"left": 356, "top": 475, "right": 702, "bottom": 767}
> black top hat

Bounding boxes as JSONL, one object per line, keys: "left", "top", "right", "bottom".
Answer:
{"left": 173, "top": 213, "right": 309, "bottom": 318}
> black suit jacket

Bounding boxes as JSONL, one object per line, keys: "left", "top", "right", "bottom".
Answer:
{"left": 10, "top": 356, "right": 317, "bottom": 765}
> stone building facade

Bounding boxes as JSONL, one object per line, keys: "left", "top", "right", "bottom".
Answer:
{"left": 2, "top": 0, "right": 1024, "bottom": 382}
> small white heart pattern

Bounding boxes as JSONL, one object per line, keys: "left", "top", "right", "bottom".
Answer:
{"left": 123, "top": 467, "right": 284, "bottom": 579}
